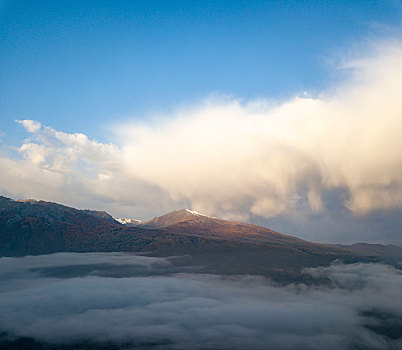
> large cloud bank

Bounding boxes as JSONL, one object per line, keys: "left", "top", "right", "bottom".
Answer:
{"left": 0, "top": 253, "right": 401, "bottom": 349}
{"left": 1, "top": 42, "right": 401, "bottom": 230}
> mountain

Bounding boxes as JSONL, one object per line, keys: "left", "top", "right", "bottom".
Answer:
{"left": 1, "top": 196, "right": 399, "bottom": 282}
{"left": 114, "top": 217, "right": 142, "bottom": 227}
{"left": 335, "top": 243, "right": 402, "bottom": 265}
{"left": 145, "top": 209, "right": 354, "bottom": 255}
{"left": 80, "top": 209, "right": 117, "bottom": 223}
{"left": 114, "top": 208, "right": 386, "bottom": 260}
{"left": 140, "top": 208, "right": 208, "bottom": 228}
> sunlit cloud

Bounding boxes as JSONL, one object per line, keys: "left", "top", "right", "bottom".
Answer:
{"left": 119, "top": 41, "right": 402, "bottom": 219}
{"left": 1, "top": 41, "right": 401, "bottom": 228}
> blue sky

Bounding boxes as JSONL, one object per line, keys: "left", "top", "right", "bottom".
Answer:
{"left": 1, "top": 1, "right": 402, "bottom": 244}
{"left": 1, "top": 0, "right": 400, "bottom": 141}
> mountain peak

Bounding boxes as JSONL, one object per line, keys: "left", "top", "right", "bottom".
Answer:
{"left": 17, "top": 199, "right": 39, "bottom": 204}
{"left": 114, "top": 217, "right": 143, "bottom": 227}
{"left": 141, "top": 208, "right": 209, "bottom": 229}
{"left": 182, "top": 208, "right": 206, "bottom": 216}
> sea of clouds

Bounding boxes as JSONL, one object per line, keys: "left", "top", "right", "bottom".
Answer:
{"left": 0, "top": 253, "right": 401, "bottom": 349}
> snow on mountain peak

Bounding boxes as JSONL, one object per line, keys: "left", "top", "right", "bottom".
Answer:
{"left": 114, "top": 217, "right": 142, "bottom": 226}
{"left": 139, "top": 208, "right": 212, "bottom": 229}
{"left": 185, "top": 209, "right": 206, "bottom": 216}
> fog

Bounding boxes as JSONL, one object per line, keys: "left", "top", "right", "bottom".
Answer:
{"left": 0, "top": 253, "right": 401, "bottom": 349}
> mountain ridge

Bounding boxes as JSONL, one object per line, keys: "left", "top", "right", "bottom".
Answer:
{"left": 1, "top": 196, "right": 400, "bottom": 280}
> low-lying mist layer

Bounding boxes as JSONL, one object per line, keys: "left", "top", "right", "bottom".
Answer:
{"left": 0, "top": 253, "right": 401, "bottom": 349}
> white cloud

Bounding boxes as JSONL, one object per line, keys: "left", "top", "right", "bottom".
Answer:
{"left": 1, "top": 41, "right": 402, "bottom": 227}
{"left": 16, "top": 119, "right": 41, "bottom": 133}
{"left": 119, "top": 42, "right": 402, "bottom": 219}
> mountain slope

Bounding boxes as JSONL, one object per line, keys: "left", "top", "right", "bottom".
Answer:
{"left": 142, "top": 209, "right": 356, "bottom": 257}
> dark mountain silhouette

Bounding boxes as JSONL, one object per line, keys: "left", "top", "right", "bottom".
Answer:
{"left": 1, "top": 196, "right": 400, "bottom": 281}
{"left": 334, "top": 242, "right": 402, "bottom": 265}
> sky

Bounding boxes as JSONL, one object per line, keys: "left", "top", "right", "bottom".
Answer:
{"left": 1, "top": 1, "right": 402, "bottom": 244}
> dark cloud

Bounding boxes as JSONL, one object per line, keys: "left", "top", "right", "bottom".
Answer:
{"left": 254, "top": 189, "right": 402, "bottom": 245}
{"left": 0, "top": 253, "right": 401, "bottom": 349}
